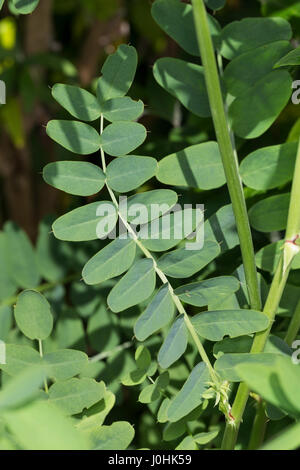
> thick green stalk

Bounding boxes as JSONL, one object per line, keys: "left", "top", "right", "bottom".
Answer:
{"left": 248, "top": 399, "right": 267, "bottom": 450}
{"left": 222, "top": 140, "right": 300, "bottom": 448}
{"left": 191, "top": 0, "right": 261, "bottom": 312}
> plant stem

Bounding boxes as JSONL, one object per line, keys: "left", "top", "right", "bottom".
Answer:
{"left": 191, "top": 0, "right": 261, "bottom": 312}
{"left": 285, "top": 140, "right": 300, "bottom": 240}
{"left": 248, "top": 398, "right": 267, "bottom": 450}
{"left": 89, "top": 341, "right": 133, "bottom": 362}
{"left": 285, "top": 299, "right": 300, "bottom": 346}
{"left": 38, "top": 339, "right": 48, "bottom": 393}
{"left": 222, "top": 139, "right": 300, "bottom": 448}
{"left": 99, "top": 115, "right": 218, "bottom": 384}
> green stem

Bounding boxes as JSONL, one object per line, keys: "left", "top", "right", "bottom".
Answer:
{"left": 191, "top": 0, "right": 261, "bottom": 312}
{"left": 222, "top": 138, "right": 300, "bottom": 448}
{"left": 89, "top": 341, "right": 133, "bottom": 362}
{"left": 285, "top": 139, "right": 300, "bottom": 240}
{"left": 248, "top": 399, "right": 267, "bottom": 450}
{"left": 99, "top": 115, "right": 218, "bottom": 384}
{"left": 38, "top": 339, "right": 48, "bottom": 393}
{"left": 285, "top": 298, "right": 300, "bottom": 346}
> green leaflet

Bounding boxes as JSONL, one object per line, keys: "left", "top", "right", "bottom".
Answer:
{"left": 236, "top": 355, "right": 300, "bottom": 418}
{"left": 255, "top": 240, "right": 300, "bottom": 273}
{"left": 167, "top": 362, "right": 210, "bottom": 422}
{"left": 0, "top": 0, "right": 4, "bottom": 10}
{"left": 0, "top": 366, "right": 46, "bottom": 411}
{"left": 52, "top": 201, "right": 117, "bottom": 242}
{"left": 51, "top": 84, "right": 101, "bottom": 122}
{"left": 174, "top": 276, "right": 240, "bottom": 307}
{"left": 138, "top": 371, "right": 169, "bottom": 403}
{"left": 134, "top": 284, "right": 175, "bottom": 341}
{"left": 44, "top": 349, "right": 89, "bottom": 381}
{"left": 124, "top": 189, "right": 178, "bottom": 225}
{"left": 106, "top": 156, "right": 157, "bottom": 193}
{"left": 43, "top": 161, "right": 105, "bottom": 196}
{"left": 213, "top": 334, "right": 292, "bottom": 359}
{"left": 176, "top": 431, "right": 219, "bottom": 450}
{"left": 224, "top": 42, "right": 292, "bottom": 99}
{"left": 82, "top": 237, "right": 136, "bottom": 285}
{"left": 100, "top": 122, "right": 147, "bottom": 156}
{"left": 48, "top": 378, "right": 105, "bottom": 416}
{"left": 3, "top": 400, "right": 89, "bottom": 450}
{"left": 229, "top": 70, "right": 292, "bottom": 139}
{"left": 102, "top": 97, "right": 144, "bottom": 122}
{"left": 275, "top": 46, "right": 300, "bottom": 68}
{"left": 140, "top": 208, "right": 199, "bottom": 252}
{"left": 153, "top": 58, "right": 210, "bottom": 118}
{"left": 121, "top": 346, "right": 157, "bottom": 386}
{"left": 191, "top": 309, "right": 269, "bottom": 342}
{"left": 107, "top": 259, "right": 156, "bottom": 313}
{"left": 14, "top": 290, "right": 53, "bottom": 340}
{"left": 97, "top": 44, "right": 138, "bottom": 103}
{"left": 4, "top": 221, "right": 40, "bottom": 289}
{"left": 260, "top": 422, "right": 300, "bottom": 451}
{"left": 156, "top": 142, "right": 226, "bottom": 190}
{"left": 46, "top": 120, "right": 101, "bottom": 155}
{"left": 151, "top": 0, "right": 220, "bottom": 56}
{"left": 240, "top": 142, "right": 298, "bottom": 190}
{"left": 215, "top": 353, "right": 281, "bottom": 382}
{"left": 204, "top": 204, "right": 239, "bottom": 252}
{"left": 249, "top": 193, "right": 290, "bottom": 232}
{"left": 86, "top": 421, "right": 135, "bottom": 450}
{"left": 220, "top": 17, "right": 292, "bottom": 60}
{"left": 158, "top": 315, "right": 188, "bottom": 369}
{"left": 77, "top": 388, "right": 116, "bottom": 430}
{"left": 0, "top": 344, "right": 41, "bottom": 376}
{"left": 12, "top": 0, "right": 40, "bottom": 14}
{"left": 261, "top": 0, "right": 300, "bottom": 19}
{"left": 1, "top": 344, "right": 88, "bottom": 380}
{"left": 157, "top": 240, "right": 220, "bottom": 278}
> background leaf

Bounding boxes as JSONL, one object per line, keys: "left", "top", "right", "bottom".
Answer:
{"left": 14, "top": 290, "right": 53, "bottom": 340}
